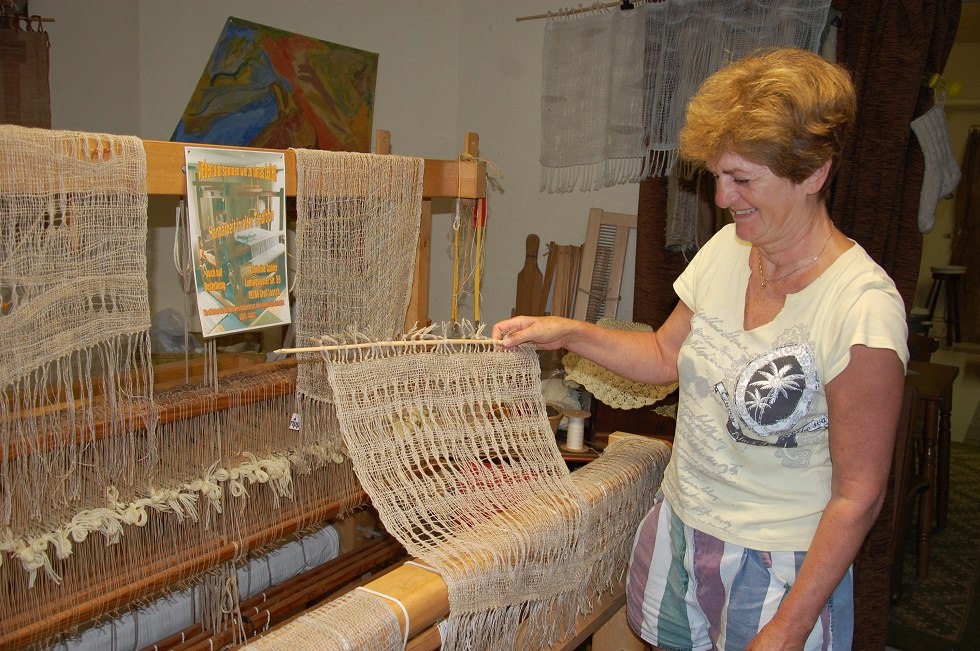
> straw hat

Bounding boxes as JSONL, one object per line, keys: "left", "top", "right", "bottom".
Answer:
{"left": 562, "top": 318, "right": 677, "bottom": 410}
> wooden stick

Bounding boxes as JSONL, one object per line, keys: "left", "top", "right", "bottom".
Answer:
{"left": 275, "top": 338, "right": 506, "bottom": 355}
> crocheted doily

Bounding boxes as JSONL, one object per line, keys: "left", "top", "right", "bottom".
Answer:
{"left": 562, "top": 318, "right": 678, "bottom": 410}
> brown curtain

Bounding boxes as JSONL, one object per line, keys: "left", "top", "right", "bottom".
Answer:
{"left": 830, "top": 0, "right": 961, "bottom": 313}
{"left": 829, "top": 5, "right": 959, "bottom": 649}
{"left": 0, "top": 15, "right": 51, "bottom": 128}
{"left": 950, "top": 126, "right": 980, "bottom": 342}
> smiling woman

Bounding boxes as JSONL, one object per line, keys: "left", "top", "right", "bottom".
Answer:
{"left": 495, "top": 47, "right": 910, "bottom": 651}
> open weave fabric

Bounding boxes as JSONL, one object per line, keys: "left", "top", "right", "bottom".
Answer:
{"left": 570, "top": 435, "right": 670, "bottom": 607}
{"left": 541, "top": 0, "right": 831, "bottom": 202}
{"left": 0, "top": 124, "right": 153, "bottom": 551}
{"left": 322, "top": 325, "right": 590, "bottom": 649}
{"left": 238, "top": 434, "right": 671, "bottom": 649}
{"left": 291, "top": 149, "right": 423, "bottom": 461}
{"left": 243, "top": 588, "right": 403, "bottom": 651}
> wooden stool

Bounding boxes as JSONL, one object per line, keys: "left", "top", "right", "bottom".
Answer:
{"left": 926, "top": 265, "right": 966, "bottom": 347}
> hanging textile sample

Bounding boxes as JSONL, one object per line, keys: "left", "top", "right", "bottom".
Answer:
{"left": 911, "top": 96, "right": 961, "bottom": 233}
{"left": 539, "top": 0, "right": 832, "bottom": 197}
{"left": 540, "top": 7, "right": 647, "bottom": 192}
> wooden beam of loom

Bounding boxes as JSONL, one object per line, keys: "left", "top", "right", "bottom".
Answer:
{"left": 142, "top": 139, "right": 487, "bottom": 199}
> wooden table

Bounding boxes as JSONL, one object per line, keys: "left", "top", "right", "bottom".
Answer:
{"left": 903, "top": 360, "right": 959, "bottom": 579}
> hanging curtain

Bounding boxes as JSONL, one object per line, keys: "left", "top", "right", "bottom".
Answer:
{"left": 951, "top": 126, "right": 980, "bottom": 343}
{"left": 0, "top": 15, "right": 51, "bottom": 128}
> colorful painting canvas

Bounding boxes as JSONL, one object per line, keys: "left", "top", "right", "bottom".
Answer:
{"left": 173, "top": 17, "right": 378, "bottom": 151}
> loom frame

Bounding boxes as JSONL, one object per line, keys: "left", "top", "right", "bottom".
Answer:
{"left": 1, "top": 131, "right": 486, "bottom": 650}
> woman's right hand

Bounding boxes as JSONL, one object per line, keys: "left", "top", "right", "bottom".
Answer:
{"left": 492, "top": 315, "right": 580, "bottom": 350}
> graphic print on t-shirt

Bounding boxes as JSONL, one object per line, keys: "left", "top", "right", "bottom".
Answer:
{"left": 714, "top": 343, "right": 828, "bottom": 450}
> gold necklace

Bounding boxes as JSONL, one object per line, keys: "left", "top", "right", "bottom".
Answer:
{"left": 757, "top": 228, "right": 835, "bottom": 290}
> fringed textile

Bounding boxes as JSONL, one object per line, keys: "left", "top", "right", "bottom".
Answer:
{"left": 322, "top": 324, "right": 589, "bottom": 650}
{"left": 540, "top": 6, "right": 648, "bottom": 192}
{"left": 291, "top": 149, "right": 423, "bottom": 464}
{"left": 540, "top": 0, "right": 832, "bottom": 213}
{"left": 0, "top": 123, "right": 153, "bottom": 576}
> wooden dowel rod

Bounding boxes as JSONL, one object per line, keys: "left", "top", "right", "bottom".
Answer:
{"left": 276, "top": 338, "right": 505, "bottom": 355}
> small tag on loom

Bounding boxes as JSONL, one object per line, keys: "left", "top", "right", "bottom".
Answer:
{"left": 289, "top": 413, "right": 301, "bottom": 431}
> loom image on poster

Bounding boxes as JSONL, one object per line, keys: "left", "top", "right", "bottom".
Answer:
{"left": 172, "top": 17, "right": 378, "bottom": 151}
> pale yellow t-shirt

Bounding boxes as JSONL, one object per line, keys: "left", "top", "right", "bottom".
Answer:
{"left": 661, "top": 224, "right": 909, "bottom": 551}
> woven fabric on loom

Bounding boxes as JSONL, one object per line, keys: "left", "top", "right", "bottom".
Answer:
{"left": 243, "top": 589, "right": 403, "bottom": 650}
{"left": 311, "top": 329, "right": 671, "bottom": 648}
{"left": 322, "top": 327, "right": 586, "bottom": 649}
{"left": 0, "top": 124, "right": 153, "bottom": 580}
{"left": 292, "top": 149, "right": 423, "bottom": 461}
{"left": 571, "top": 435, "right": 670, "bottom": 606}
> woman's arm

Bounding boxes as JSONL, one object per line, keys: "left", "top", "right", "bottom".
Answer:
{"left": 748, "top": 344, "right": 905, "bottom": 650}
{"left": 492, "top": 302, "right": 694, "bottom": 386}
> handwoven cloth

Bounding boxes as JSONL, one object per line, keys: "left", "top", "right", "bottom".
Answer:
{"left": 570, "top": 435, "right": 671, "bottom": 609}
{"left": 242, "top": 589, "right": 403, "bottom": 650}
{"left": 563, "top": 318, "right": 677, "bottom": 409}
{"left": 291, "top": 149, "right": 423, "bottom": 459}
{"left": 322, "top": 326, "right": 589, "bottom": 650}
{"left": 540, "top": 0, "right": 832, "bottom": 210}
{"left": 0, "top": 125, "right": 152, "bottom": 542}
{"left": 540, "top": 6, "right": 647, "bottom": 192}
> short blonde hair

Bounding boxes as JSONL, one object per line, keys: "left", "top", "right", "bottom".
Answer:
{"left": 679, "top": 48, "right": 856, "bottom": 191}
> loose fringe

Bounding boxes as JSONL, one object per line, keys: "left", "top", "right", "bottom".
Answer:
{"left": 540, "top": 156, "right": 647, "bottom": 194}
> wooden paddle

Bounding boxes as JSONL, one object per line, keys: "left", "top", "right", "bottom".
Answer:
{"left": 514, "top": 234, "right": 543, "bottom": 316}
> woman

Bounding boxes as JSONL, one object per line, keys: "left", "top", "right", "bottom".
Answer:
{"left": 493, "top": 48, "right": 908, "bottom": 650}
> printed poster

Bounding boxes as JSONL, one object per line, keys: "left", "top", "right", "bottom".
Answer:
{"left": 184, "top": 146, "right": 290, "bottom": 337}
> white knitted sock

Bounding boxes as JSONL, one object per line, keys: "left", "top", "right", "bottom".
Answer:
{"left": 911, "top": 104, "right": 961, "bottom": 233}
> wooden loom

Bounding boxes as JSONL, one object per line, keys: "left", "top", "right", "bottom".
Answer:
{"left": 0, "top": 131, "right": 480, "bottom": 650}
{"left": 2, "top": 132, "right": 664, "bottom": 651}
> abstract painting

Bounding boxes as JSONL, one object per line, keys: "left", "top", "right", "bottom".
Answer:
{"left": 173, "top": 17, "right": 378, "bottom": 151}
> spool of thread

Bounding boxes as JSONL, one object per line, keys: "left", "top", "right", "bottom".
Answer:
{"left": 562, "top": 409, "right": 590, "bottom": 451}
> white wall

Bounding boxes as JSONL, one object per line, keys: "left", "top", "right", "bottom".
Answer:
{"left": 31, "top": 0, "right": 641, "bottom": 330}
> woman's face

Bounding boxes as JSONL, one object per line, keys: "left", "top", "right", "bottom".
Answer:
{"left": 708, "top": 151, "right": 816, "bottom": 246}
